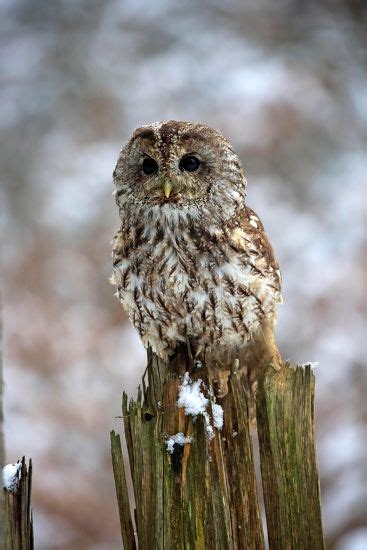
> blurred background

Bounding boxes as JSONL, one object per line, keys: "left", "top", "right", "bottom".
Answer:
{"left": 1, "top": 0, "right": 366, "bottom": 548}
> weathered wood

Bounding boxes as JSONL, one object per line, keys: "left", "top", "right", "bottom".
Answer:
{"left": 118, "top": 347, "right": 264, "bottom": 549}
{"left": 3, "top": 457, "right": 34, "bottom": 550}
{"left": 221, "top": 371, "right": 264, "bottom": 549}
{"left": 110, "top": 430, "right": 136, "bottom": 550}
{"left": 113, "top": 352, "right": 325, "bottom": 549}
{"left": 256, "top": 363, "right": 325, "bottom": 550}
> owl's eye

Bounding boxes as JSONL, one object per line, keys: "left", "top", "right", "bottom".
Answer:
{"left": 179, "top": 155, "right": 200, "bottom": 172}
{"left": 142, "top": 157, "right": 158, "bottom": 175}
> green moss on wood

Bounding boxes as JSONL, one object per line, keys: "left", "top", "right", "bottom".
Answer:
{"left": 256, "top": 364, "right": 325, "bottom": 549}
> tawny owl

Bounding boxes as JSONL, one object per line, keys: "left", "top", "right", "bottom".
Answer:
{"left": 111, "top": 121, "right": 282, "bottom": 392}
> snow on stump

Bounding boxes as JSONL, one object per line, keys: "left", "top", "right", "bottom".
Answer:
{"left": 3, "top": 457, "right": 33, "bottom": 550}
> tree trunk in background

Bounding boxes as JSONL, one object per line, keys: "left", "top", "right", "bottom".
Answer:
{"left": 3, "top": 457, "right": 34, "bottom": 550}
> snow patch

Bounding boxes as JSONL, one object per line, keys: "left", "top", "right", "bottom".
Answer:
{"left": 166, "top": 432, "right": 193, "bottom": 454}
{"left": 177, "top": 372, "right": 224, "bottom": 441}
{"left": 204, "top": 412, "right": 215, "bottom": 440}
{"left": 212, "top": 403, "right": 224, "bottom": 430}
{"left": 177, "top": 372, "right": 208, "bottom": 416}
{"left": 2, "top": 462, "right": 21, "bottom": 491}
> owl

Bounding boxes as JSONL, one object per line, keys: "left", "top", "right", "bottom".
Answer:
{"left": 111, "top": 121, "right": 282, "bottom": 392}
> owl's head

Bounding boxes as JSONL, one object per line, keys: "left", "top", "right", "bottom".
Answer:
{"left": 113, "top": 121, "right": 246, "bottom": 222}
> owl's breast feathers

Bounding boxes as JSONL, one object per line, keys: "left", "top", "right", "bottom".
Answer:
{"left": 111, "top": 205, "right": 281, "bottom": 357}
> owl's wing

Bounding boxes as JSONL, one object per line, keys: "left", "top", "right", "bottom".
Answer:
{"left": 229, "top": 206, "right": 282, "bottom": 295}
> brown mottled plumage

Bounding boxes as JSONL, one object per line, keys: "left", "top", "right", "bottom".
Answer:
{"left": 111, "top": 121, "right": 282, "bottom": 394}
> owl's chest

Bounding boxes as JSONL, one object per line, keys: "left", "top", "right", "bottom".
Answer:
{"left": 119, "top": 232, "right": 218, "bottom": 302}
{"left": 114, "top": 226, "right": 270, "bottom": 328}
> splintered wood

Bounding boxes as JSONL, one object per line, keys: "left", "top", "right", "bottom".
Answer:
{"left": 111, "top": 351, "right": 324, "bottom": 550}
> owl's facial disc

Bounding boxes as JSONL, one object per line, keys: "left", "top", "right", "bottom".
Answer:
{"left": 114, "top": 121, "right": 247, "bottom": 212}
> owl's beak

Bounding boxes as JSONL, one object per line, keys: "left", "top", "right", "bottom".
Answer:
{"left": 163, "top": 181, "right": 173, "bottom": 199}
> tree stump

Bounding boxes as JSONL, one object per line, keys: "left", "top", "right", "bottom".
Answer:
{"left": 3, "top": 457, "right": 33, "bottom": 550}
{"left": 111, "top": 351, "right": 324, "bottom": 549}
